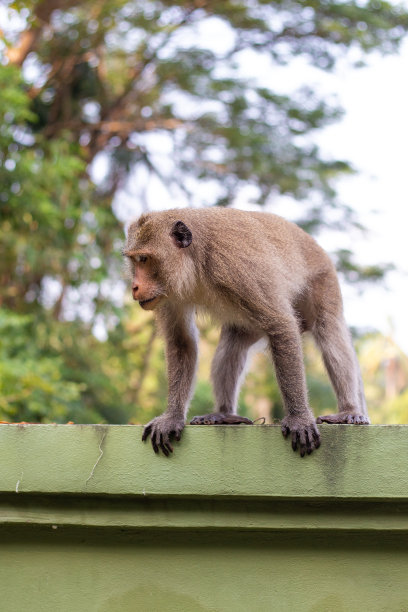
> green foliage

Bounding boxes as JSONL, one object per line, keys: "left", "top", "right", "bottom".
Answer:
{"left": 0, "top": 63, "right": 122, "bottom": 318}
{"left": 0, "top": 66, "right": 125, "bottom": 422}
{"left": 190, "top": 381, "right": 215, "bottom": 418}
{"left": 0, "top": 305, "right": 165, "bottom": 424}
{"left": 0, "top": 310, "right": 81, "bottom": 421}
{"left": 385, "top": 389, "right": 408, "bottom": 424}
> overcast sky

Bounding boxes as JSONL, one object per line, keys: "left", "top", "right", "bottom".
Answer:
{"left": 309, "top": 41, "right": 408, "bottom": 352}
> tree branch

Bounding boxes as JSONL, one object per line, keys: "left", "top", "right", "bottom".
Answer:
{"left": 7, "top": 0, "right": 83, "bottom": 66}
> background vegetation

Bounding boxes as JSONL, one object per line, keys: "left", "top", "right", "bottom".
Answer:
{"left": 1, "top": 0, "right": 408, "bottom": 425}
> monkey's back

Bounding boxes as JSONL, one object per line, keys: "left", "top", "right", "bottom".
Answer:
{"left": 162, "top": 207, "right": 335, "bottom": 288}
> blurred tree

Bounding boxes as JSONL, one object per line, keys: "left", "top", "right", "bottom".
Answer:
{"left": 0, "top": 309, "right": 82, "bottom": 421}
{"left": 357, "top": 332, "right": 408, "bottom": 423}
{"left": 1, "top": 0, "right": 408, "bottom": 423}
{"left": 4, "top": 1, "right": 408, "bottom": 223}
{"left": 0, "top": 62, "right": 135, "bottom": 422}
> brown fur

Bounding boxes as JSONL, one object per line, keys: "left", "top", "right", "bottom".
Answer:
{"left": 124, "top": 208, "right": 369, "bottom": 457}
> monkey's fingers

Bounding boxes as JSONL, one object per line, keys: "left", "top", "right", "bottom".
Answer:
{"left": 303, "top": 425, "right": 320, "bottom": 456}
{"left": 291, "top": 430, "right": 299, "bottom": 452}
{"left": 305, "top": 429, "right": 312, "bottom": 456}
{"left": 160, "top": 433, "right": 173, "bottom": 456}
{"left": 142, "top": 424, "right": 152, "bottom": 442}
{"left": 151, "top": 430, "right": 168, "bottom": 455}
{"left": 293, "top": 428, "right": 320, "bottom": 456}
{"left": 156, "top": 434, "right": 168, "bottom": 457}
{"left": 311, "top": 424, "right": 321, "bottom": 449}
{"left": 151, "top": 430, "right": 160, "bottom": 454}
{"left": 298, "top": 429, "right": 308, "bottom": 457}
{"left": 281, "top": 424, "right": 290, "bottom": 438}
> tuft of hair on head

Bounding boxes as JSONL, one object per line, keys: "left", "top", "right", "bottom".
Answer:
{"left": 137, "top": 214, "right": 149, "bottom": 227}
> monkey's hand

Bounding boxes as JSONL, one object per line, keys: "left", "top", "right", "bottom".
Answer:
{"left": 142, "top": 414, "right": 185, "bottom": 456}
{"left": 281, "top": 415, "right": 321, "bottom": 457}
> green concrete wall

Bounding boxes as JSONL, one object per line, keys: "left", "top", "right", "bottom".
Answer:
{"left": 0, "top": 424, "right": 407, "bottom": 611}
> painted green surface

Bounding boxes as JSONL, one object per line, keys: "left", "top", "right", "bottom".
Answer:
{"left": 1, "top": 529, "right": 408, "bottom": 612}
{"left": 0, "top": 424, "right": 407, "bottom": 611}
{"left": 0, "top": 424, "right": 407, "bottom": 499}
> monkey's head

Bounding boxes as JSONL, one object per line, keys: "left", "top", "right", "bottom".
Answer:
{"left": 123, "top": 214, "right": 193, "bottom": 310}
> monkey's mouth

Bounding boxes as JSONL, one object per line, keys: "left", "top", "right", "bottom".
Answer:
{"left": 138, "top": 295, "right": 163, "bottom": 310}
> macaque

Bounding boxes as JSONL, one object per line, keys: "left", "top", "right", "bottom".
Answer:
{"left": 123, "top": 208, "right": 369, "bottom": 457}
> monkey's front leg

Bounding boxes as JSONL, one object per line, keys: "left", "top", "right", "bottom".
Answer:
{"left": 269, "top": 318, "right": 321, "bottom": 457}
{"left": 142, "top": 307, "right": 198, "bottom": 456}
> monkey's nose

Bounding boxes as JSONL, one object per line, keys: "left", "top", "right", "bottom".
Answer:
{"left": 132, "top": 285, "right": 138, "bottom": 299}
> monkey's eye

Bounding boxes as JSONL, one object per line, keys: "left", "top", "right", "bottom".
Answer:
{"left": 136, "top": 255, "right": 148, "bottom": 263}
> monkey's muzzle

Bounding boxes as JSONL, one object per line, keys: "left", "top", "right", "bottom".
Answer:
{"left": 138, "top": 295, "right": 163, "bottom": 311}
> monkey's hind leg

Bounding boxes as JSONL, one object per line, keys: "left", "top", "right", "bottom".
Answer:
{"left": 190, "top": 325, "right": 260, "bottom": 427}
{"left": 313, "top": 315, "right": 370, "bottom": 425}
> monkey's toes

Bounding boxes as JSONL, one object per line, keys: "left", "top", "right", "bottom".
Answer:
{"left": 190, "top": 413, "right": 253, "bottom": 425}
{"left": 281, "top": 418, "right": 321, "bottom": 457}
{"left": 316, "top": 413, "right": 370, "bottom": 425}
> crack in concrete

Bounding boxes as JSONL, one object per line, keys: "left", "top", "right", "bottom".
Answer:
{"left": 15, "top": 471, "right": 23, "bottom": 493}
{"left": 86, "top": 431, "right": 107, "bottom": 486}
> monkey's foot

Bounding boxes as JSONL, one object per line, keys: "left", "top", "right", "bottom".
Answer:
{"left": 281, "top": 415, "right": 321, "bottom": 457}
{"left": 190, "top": 413, "right": 253, "bottom": 425}
{"left": 316, "top": 412, "right": 370, "bottom": 425}
{"left": 142, "top": 414, "right": 185, "bottom": 456}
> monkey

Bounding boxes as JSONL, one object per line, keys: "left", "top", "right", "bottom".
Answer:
{"left": 123, "top": 207, "right": 369, "bottom": 458}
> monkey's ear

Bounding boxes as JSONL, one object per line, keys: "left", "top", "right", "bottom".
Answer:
{"left": 171, "top": 221, "right": 192, "bottom": 248}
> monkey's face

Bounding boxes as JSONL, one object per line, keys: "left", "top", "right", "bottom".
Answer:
{"left": 123, "top": 252, "right": 167, "bottom": 311}
{"left": 124, "top": 215, "right": 194, "bottom": 308}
